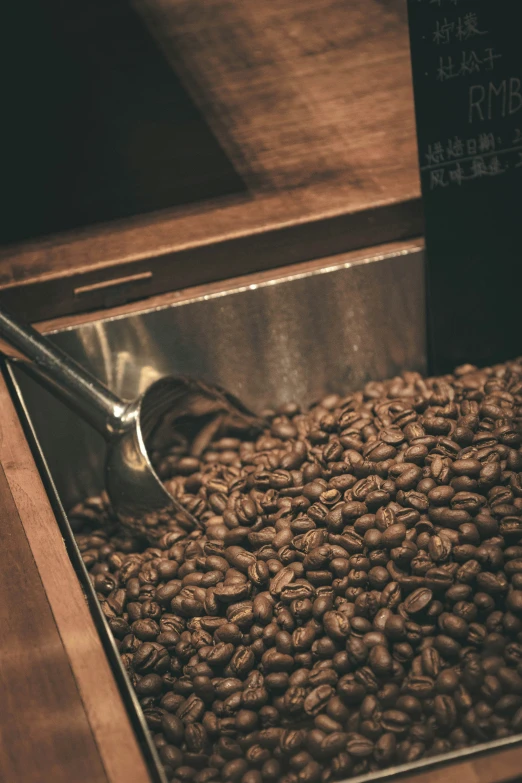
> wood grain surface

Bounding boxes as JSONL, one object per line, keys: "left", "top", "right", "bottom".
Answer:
{"left": 0, "top": 462, "right": 107, "bottom": 783}
{"left": 2, "top": 0, "right": 246, "bottom": 247}
{"left": 0, "top": 0, "right": 420, "bottom": 321}
{"left": 395, "top": 742, "right": 522, "bottom": 783}
{"left": 0, "top": 370, "right": 152, "bottom": 783}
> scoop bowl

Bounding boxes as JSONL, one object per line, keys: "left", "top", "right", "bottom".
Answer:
{"left": 0, "top": 306, "right": 262, "bottom": 541}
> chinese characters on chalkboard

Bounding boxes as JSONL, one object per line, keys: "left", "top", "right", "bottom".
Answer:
{"left": 417, "top": 3, "right": 522, "bottom": 191}
{"left": 433, "top": 13, "right": 486, "bottom": 46}
{"left": 425, "top": 129, "right": 522, "bottom": 189}
{"left": 407, "top": 0, "right": 522, "bottom": 371}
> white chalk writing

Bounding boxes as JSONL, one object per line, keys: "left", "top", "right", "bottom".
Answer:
{"left": 429, "top": 155, "right": 507, "bottom": 189}
{"left": 414, "top": 0, "right": 522, "bottom": 196}
{"left": 469, "top": 79, "right": 522, "bottom": 122}
{"left": 437, "top": 48, "right": 502, "bottom": 80}
{"left": 430, "top": 169, "right": 449, "bottom": 188}
{"left": 423, "top": 133, "right": 504, "bottom": 166}
{"left": 433, "top": 14, "right": 487, "bottom": 45}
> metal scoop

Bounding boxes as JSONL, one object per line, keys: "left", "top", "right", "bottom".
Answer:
{"left": 0, "top": 306, "right": 263, "bottom": 541}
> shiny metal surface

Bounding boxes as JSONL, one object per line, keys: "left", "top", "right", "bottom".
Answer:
{"left": 0, "top": 305, "right": 126, "bottom": 435}
{"left": 105, "top": 376, "right": 262, "bottom": 538}
{"left": 0, "top": 307, "right": 260, "bottom": 539}
{"left": 13, "top": 245, "right": 426, "bottom": 512}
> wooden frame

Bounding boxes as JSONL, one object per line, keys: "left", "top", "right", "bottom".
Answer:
{"left": 0, "top": 368, "right": 151, "bottom": 783}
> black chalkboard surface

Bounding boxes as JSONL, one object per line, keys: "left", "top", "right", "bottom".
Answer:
{"left": 407, "top": 0, "right": 522, "bottom": 374}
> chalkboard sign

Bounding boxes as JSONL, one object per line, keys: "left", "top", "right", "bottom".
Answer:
{"left": 407, "top": 0, "right": 522, "bottom": 374}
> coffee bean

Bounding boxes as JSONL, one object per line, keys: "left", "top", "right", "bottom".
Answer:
{"left": 381, "top": 583, "right": 402, "bottom": 611}
{"left": 281, "top": 581, "right": 315, "bottom": 603}
{"left": 132, "top": 619, "right": 160, "bottom": 641}
{"left": 382, "top": 523, "right": 407, "bottom": 549}
{"left": 136, "top": 673, "right": 163, "bottom": 696}
{"left": 206, "top": 643, "right": 235, "bottom": 667}
{"left": 185, "top": 722, "right": 208, "bottom": 753}
{"left": 222, "top": 759, "right": 249, "bottom": 781}
{"left": 435, "top": 668, "right": 459, "bottom": 695}
{"left": 337, "top": 677, "right": 365, "bottom": 705}
{"left": 434, "top": 695, "right": 457, "bottom": 731}
{"left": 404, "top": 676, "right": 435, "bottom": 699}
{"left": 368, "top": 644, "right": 393, "bottom": 677}
{"left": 345, "top": 733, "right": 374, "bottom": 758}
{"left": 404, "top": 588, "right": 433, "bottom": 615}
{"left": 395, "top": 694, "right": 421, "bottom": 718}
{"left": 76, "top": 360, "right": 522, "bottom": 781}
{"left": 322, "top": 611, "right": 350, "bottom": 642}
{"left": 498, "top": 667, "right": 522, "bottom": 694}
{"left": 297, "top": 761, "right": 321, "bottom": 783}
{"left": 315, "top": 730, "right": 344, "bottom": 757}
{"left": 229, "top": 647, "right": 255, "bottom": 678}
{"left": 161, "top": 713, "right": 185, "bottom": 744}
{"left": 381, "top": 709, "right": 411, "bottom": 734}
{"left": 439, "top": 613, "right": 468, "bottom": 640}
{"left": 247, "top": 561, "right": 269, "bottom": 587}
{"left": 429, "top": 535, "right": 453, "bottom": 563}
{"left": 374, "top": 732, "right": 397, "bottom": 765}
{"left": 228, "top": 602, "right": 255, "bottom": 629}
{"left": 242, "top": 772, "right": 263, "bottom": 783}
{"left": 507, "top": 590, "right": 522, "bottom": 614}
{"left": 304, "top": 685, "right": 334, "bottom": 716}
{"left": 434, "top": 634, "right": 461, "bottom": 659}
{"left": 396, "top": 466, "right": 423, "bottom": 491}
{"left": 421, "top": 647, "right": 442, "bottom": 678}
{"left": 476, "top": 571, "right": 508, "bottom": 595}
{"left": 215, "top": 581, "right": 252, "bottom": 604}
{"left": 261, "top": 649, "right": 294, "bottom": 672}
{"left": 176, "top": 694, "right": 205, "bottom": 724}
{"left": 159, "top": 744, "right": 184, "bottom": 769}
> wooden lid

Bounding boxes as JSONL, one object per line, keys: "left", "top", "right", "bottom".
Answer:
{"left": 0, "top": 0, "right": 421, "bottom": 321}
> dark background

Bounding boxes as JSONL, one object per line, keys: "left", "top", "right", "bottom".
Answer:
{"left": 2, "top": 0, "right": 246, "bottom": 246}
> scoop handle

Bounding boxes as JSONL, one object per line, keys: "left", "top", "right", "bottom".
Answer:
{"left": 0, "top": 306, "right": 127, "bottom": 437}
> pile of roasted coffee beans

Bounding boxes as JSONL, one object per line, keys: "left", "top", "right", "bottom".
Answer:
{"left": 72, "top": 359, "right": 522, "bottom": 783}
